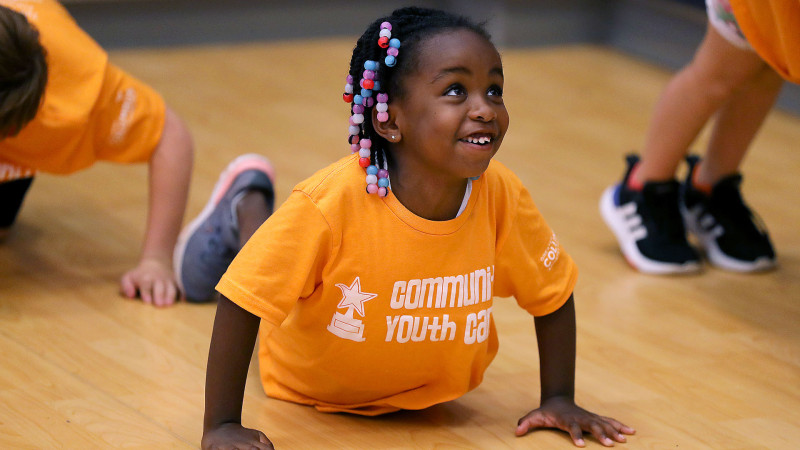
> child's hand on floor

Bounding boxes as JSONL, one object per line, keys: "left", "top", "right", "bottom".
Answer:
{"left": 516, "top": 396, "right": 635, "bottom": 447}
{"left": 120, "top": 257, "right": 179, "bottom": 307}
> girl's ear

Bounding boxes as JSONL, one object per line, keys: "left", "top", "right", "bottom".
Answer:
{"left": 372, "top": 103, "right": 402, "bottom": 143}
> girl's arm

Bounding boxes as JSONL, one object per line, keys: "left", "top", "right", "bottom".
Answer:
{"left": 202, "top": 295, "right": 273, "bottom": 449}
{"left": 515, "top": 294, "right": 635, "bottom": 447}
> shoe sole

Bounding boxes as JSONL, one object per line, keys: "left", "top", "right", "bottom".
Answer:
{"left": 681, "top": 205, "right": 776, "bottom": 273}
{"left": 173, "top": 154, "right": 275, "bottom": 295}
{"left": 600, "top": 185, "right": 701, "bottom": 275}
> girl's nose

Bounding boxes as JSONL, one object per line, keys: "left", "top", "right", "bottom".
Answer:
{"left": 469, "top": 98, "right": 496, "bottom": 122}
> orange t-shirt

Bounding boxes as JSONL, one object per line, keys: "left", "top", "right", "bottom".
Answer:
{"left": 731, "top": 0, "right": 800, "bottom": 83}
{"left": 217, "top": 155, "right": 578, "bottom": 415}
{"left": 0, "top": 0, "right": 165, "bottom": 182}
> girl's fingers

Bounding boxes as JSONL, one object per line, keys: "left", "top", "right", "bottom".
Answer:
{"left": 568, "top": 422, "right": 586, "bottom": 447}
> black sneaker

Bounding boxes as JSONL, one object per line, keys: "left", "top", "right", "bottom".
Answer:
{"left": 600, "top": 154, "right": 701, "bottom": 274}
{"left": 680, "top": 155, "right": 776, "bottom": 272}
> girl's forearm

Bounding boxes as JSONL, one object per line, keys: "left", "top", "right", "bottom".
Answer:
{"left": 204, "top": 295, "right": 262, "bottom": 432}
{"left": 533, "top": 294, "right": 576, "bottom": 402}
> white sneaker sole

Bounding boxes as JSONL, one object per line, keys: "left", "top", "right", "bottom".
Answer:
{"left": 600, "top": 185, "right": 701, "bottom": 275}
{"left": 681, "top": 205, "right": 775, "bottom": 273}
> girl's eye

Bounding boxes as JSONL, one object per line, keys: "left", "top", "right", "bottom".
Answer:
{"left": 488, "top": 85, "right": 503, "bottom": 97}
{"left": 444, "top": 84, "right": 466, "bottom": 96}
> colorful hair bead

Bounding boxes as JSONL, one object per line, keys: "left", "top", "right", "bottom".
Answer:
{"left": 377, "top": 92, "right": 389, "bottom": 122}
{"left": 343, "top": 74, "right": 354, "bottom": 103}
{"left": 341, "top": 23, "right": 401, "bottom": 197}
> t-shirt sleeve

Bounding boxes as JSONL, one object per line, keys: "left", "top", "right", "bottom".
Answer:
{"left": 493, "top": 186, "right": 578, "bottom": 317}
{"left": 216, "top": 190, "right": 333, "bottom": 327}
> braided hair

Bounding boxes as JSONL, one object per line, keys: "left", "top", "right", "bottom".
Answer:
{"left": 343, "top": 7, "right": 491, "bottom": 196}
{"left": 0, "top": 6, "right": 47, "bottom": 139}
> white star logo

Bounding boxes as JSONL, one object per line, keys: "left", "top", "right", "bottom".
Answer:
{"left": 335, "top": 277, "right": 377, "bottom": 317}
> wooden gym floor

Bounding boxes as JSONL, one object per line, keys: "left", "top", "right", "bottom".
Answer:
{"left": 1, "top": 39, "right": 798, "bottom": 448}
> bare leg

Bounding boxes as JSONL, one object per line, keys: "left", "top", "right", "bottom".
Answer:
{"left": 235, "top": 191, "right": 271, "bottom": 248}
{"left": 636, "top": 24, "right": 772, "bottom": 183}
{"left": 697, "top": 67, "right": 783, "bottom": 185}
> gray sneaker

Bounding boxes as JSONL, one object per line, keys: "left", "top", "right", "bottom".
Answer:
{"left": 174, "top": 154, "right": 275, "bottom": 302}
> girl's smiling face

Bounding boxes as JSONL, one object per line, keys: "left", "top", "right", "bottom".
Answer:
{"left": 381, "top": 28, "right": 509, "bottom": 185}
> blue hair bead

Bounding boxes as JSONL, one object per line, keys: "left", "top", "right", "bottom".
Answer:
{"left": 366, "top": 165, "right": 379, "bottom": 175}
{"left": 377, "top": 177, "right": 390, "bottom": 188}
{"left": 372, "top": 81, "right": 381, "bottom": 91}
{"left": 384, "top": 55, "right": 396, "bottom": 67}
{"left": 364, "top": 60, "right": 377, "bottom": 71}
{"left": 361, "top": 88, "right": 372, "bottom": 98}
{"left": 389, "top": 38, "right": 401, "bottom": 48}
{"left": 354, "top": 94, "right": 363, "bottom": 105}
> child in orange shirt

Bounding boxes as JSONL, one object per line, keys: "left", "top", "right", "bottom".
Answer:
{"left": 178, "top": 7, "right": 634, "bottom": 448}
{"left": 0, "top": 0, "right": 193, "bottom": 306}
{"left": 600, "top": 0, "right": 799, "bottom": 274}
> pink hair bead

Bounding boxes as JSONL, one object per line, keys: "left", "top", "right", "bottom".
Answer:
{"left": 367, "top": 184, "right": 379, "bottom": 194}
{"left": 363, "top": 70, "right": 375, "bottom": 80}
{"left": 377, "top": 111, "right": 389, "bottom": 122}
{"left": 351, "top": 143, "right": 360, "bottom": 152}
{"left": 376, "top": 93, "right": 388, "bottom": 103}
{"left": 359, "top": 148, "right": 370, "bottom": 158}
{"left": 346, "top": 74, "right": 353, "bottom": 83}
{"left": 363, "top": 97, "right": 374, "bottom": 107}
{"left": 349, "top": 116, "right": 357, "bottom": 126}
{"left": 378, "top": 169, "right": 389, "bottom": 179}
{"left": 360, "top": 138, "right": 372, "bottom": 149}
{"left": 378, "top": 187, "right": 387, "bottom": 197}
{"left": 376, "top": 102, "right": 388, "bottom": 112}
{"left": 366, "top": 174, "right": 378, "bottom": 185}
{"left": 387, "top": 47, "right": 399, "bottom": 57}
{"left": 352, "top": 104, "right": 364, "bottom": 114}
{"left": 380, "top": 21, "right": 391, "bottom": 31}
